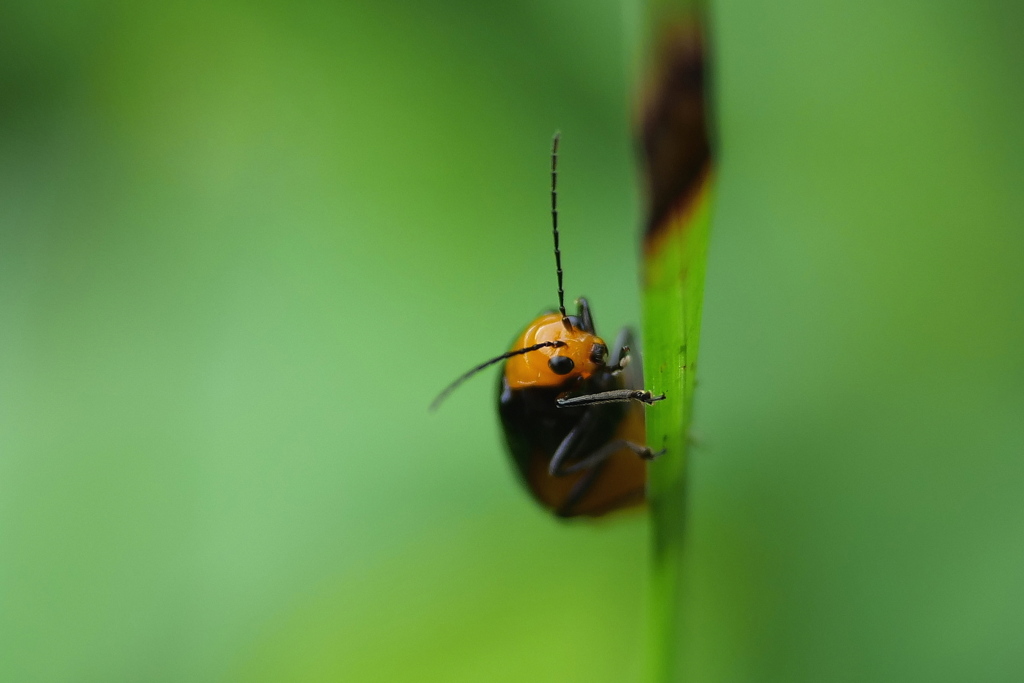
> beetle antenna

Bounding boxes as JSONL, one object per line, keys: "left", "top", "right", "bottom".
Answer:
{"left": 430, "top": 341, "right": 567, "bottom": 411}
{"left": 550, "top": 132, "right": 572, "bottom": 331}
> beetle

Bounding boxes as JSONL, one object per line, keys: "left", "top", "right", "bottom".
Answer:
{"left": 431, "top": 133, "right": 665, "bottom": 517}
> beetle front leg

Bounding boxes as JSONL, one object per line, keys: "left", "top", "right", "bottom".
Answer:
{"left": 556, "top": 389, "right": 666, "bottom": 408}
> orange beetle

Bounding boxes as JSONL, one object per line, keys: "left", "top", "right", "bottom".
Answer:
{"left": 432, "top": 134, "right": 664, "bottom": 517}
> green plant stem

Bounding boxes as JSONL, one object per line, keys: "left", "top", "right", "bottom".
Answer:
{"left": 643, "top": 176, "right": 713, "bottom": 682}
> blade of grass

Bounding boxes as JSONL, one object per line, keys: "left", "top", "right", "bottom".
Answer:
{"left": 635, "top": 4, "right": 714, "bottom": 680}
{"left": 643, "top": 177, "right": 713, "bottom": 682}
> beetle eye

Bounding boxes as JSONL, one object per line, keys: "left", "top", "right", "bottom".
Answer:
{"left": 590, "top": 343, "right": 608, "bottom": 364}
{"left": 548, "top": 355, "right": 575, "bottom": 375}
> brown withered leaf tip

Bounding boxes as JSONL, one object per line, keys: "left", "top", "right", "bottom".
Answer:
{"left": 640, "top": 23, "right": 712, "bottom": 243}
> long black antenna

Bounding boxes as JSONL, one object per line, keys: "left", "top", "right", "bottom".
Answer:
{"left": 551, "top": 132, "right": 572, "bottom": 330}
{"left": 429, "top": 341, "right": 566, "bottom": 411}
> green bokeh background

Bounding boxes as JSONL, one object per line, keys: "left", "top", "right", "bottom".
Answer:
{"left": 1, "top": 1, "right": 1022, "bottom": 681}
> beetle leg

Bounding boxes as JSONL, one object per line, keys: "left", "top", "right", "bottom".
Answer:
{"left": 554, "top": 459, "right": 608, "bottom": 518}
{"left": 575, "top": 297, "right": 595, "bottom": 333}
{"left": 556, "top": 389, "right": 666, "bottom": 408}
{"left": 552, "top": 438, "right": 664, "bottom": 477}
{"left": 609, "top": 327, "right": 634, "bottom": 371}
{"left": 548, "top": 409, "right": 601, "bottom": 477}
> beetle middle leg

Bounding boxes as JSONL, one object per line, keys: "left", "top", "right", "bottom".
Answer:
{"left": 546, "top": 408, "right": 601, "bottom": 477}
{"left": 549, "top": 407, "right": 663, "bottom": 478}
{"left": 550, "top": 437, "right": 663, "bottom": 477}
{"left": 546, "top": 407, "right": 654, "bottom": 477}
{"left": 551, "top": 436, "right": 664, "bottom": 516}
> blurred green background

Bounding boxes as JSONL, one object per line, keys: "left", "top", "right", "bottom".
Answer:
{"left": 1, "top": 1, "right": 1022, "bottom": 682}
